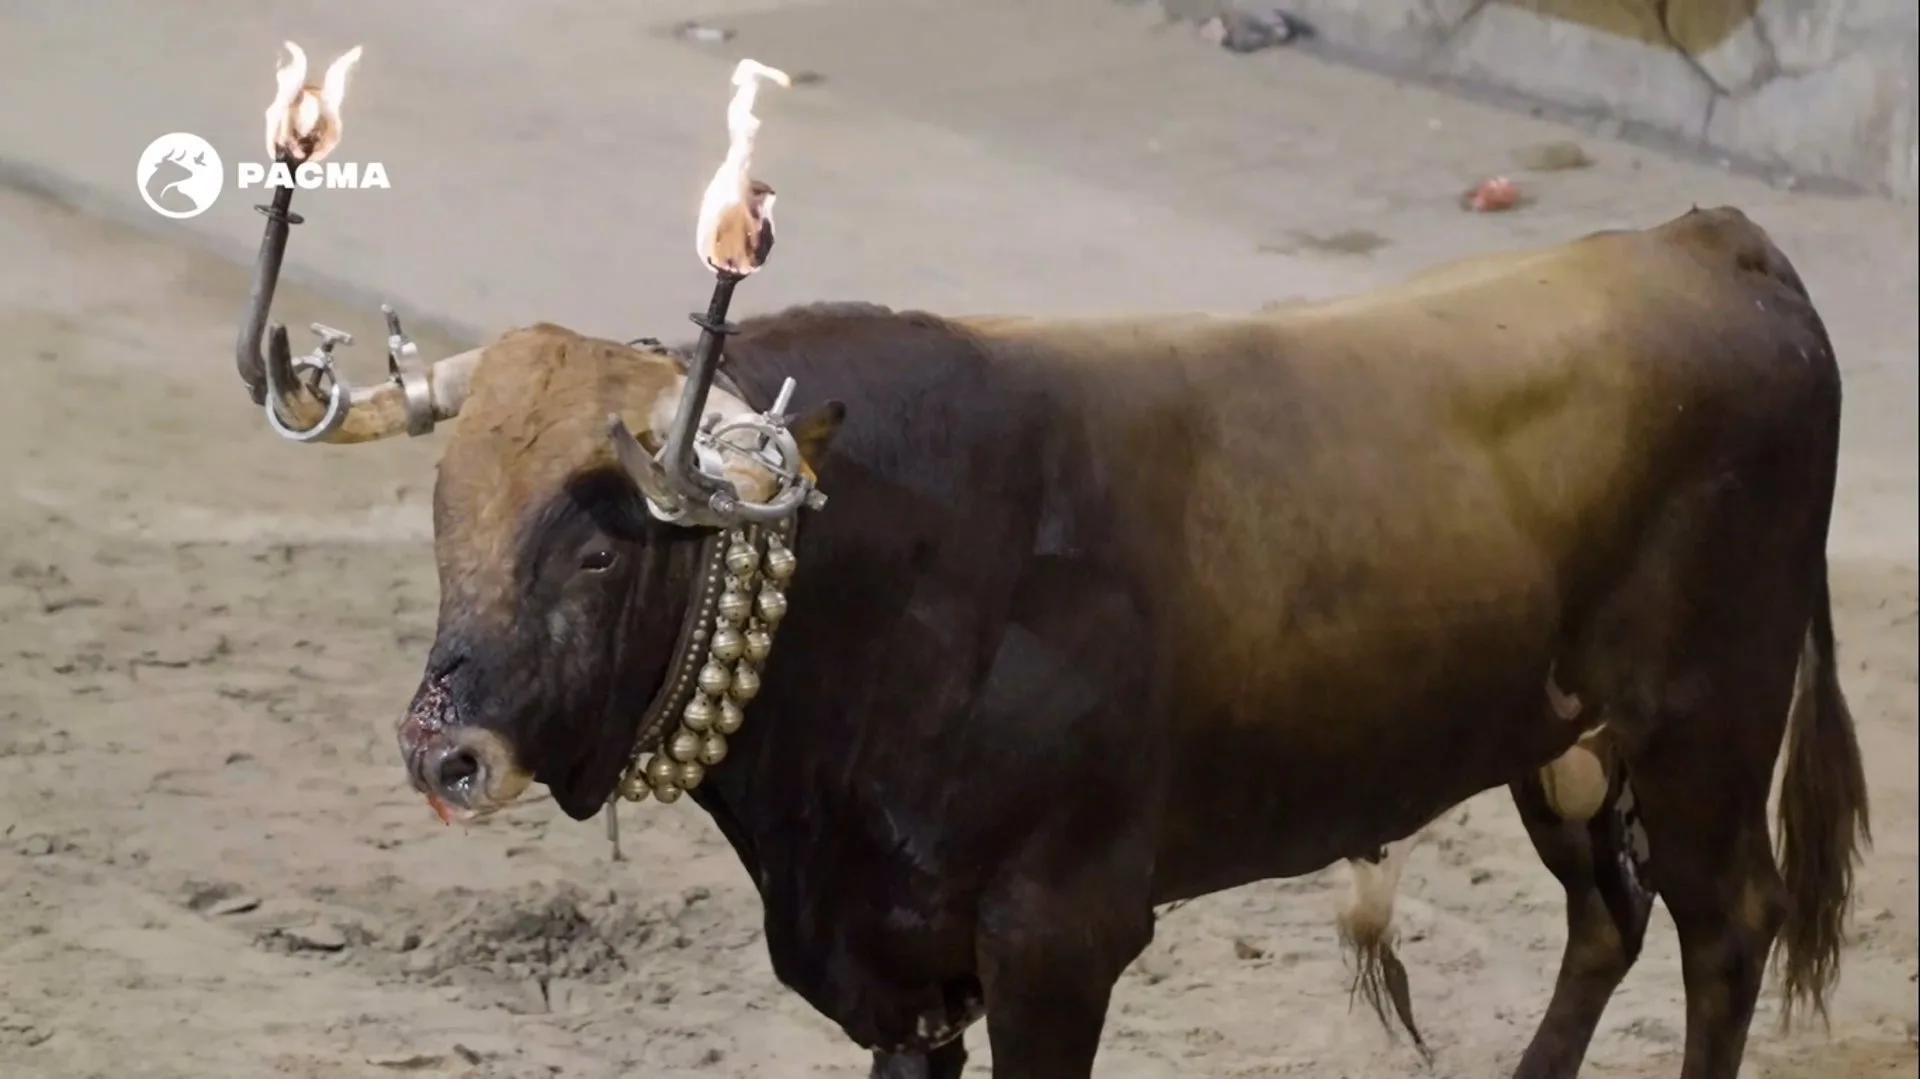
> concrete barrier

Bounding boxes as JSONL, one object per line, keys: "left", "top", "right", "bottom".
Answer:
{"left": 1170, "top": 0, "right": 1918, "bottom": 201}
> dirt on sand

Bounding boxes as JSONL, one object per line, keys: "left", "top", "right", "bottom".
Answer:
{"left": 0, "top": 181, "right": 1914, "bottom": 1079}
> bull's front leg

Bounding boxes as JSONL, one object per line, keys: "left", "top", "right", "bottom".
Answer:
{"left": 967, "top": 556, "right": 1161, "bottom": 1078}
{"left": 976, "top": 892, "right": 1152, "bottom": 1079}
{"left": 870, "top": 1042, "right": 967, "bottom": 1079}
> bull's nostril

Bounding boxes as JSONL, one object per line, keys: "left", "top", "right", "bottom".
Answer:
{"left": 435, "top": 746, "right": 482, "bottom": 793}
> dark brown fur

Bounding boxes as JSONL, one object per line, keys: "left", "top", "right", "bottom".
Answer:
{"left": 403, "top": 206, "right": 1865, "bottom": 1079}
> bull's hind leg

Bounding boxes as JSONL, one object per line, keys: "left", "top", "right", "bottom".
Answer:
{"left": 1558, "top": 473, "right": 1819, "bottom": 1078}
{"left": 1508, "top": 757, "right": 1655, "bottom": 1079}
{"left": 1624, "top": 665, "right": 1799, "bottom": 1079}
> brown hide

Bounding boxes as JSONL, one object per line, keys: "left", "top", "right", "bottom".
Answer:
{"left": 430, "top": 327, "right": 681, "bottom": 626}
{"left": 964, "top": 206, "right": 1813, "bottom": 714}
{"left": 953, "top": 206, "right": 1830, "bottom": 886}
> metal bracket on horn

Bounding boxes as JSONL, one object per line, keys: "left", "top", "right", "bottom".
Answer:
{"left": 239, "top": 42, "right": 442, "bottom": 443}
{"left": 263, "top": 322, "right": 354, "bottom": 442}
{"left": 384, "top": 304, "right": 438, "bottom": 437}
{"left": 234, "top": 173, "right": 442, "bottom": 442}
{"left": 704, "top": 377, "right": 826, "bottom": 522}
{"left": 254, "top": 304, "right": 441, "bottom": 442}
{"left": 608, "top": 273, "right": 827, "bottom": 530}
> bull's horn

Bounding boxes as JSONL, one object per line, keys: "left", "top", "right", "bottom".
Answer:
{"left": 607, "top": 413, "right": 688, "bottom": 517}
{"left": 239, "top": 38, "right": 460, "bottom": 443}
{"left": 262, "top": 322, "right": 482, "bottom": 444}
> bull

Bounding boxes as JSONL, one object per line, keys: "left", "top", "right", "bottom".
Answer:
{"left": 235, "top": 45, "right": 1868, "bottom": 1079}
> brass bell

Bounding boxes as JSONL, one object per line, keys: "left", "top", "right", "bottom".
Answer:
{"left": 675, "top": 759, "right": 707, "bottom": 789}
{"left": 743, "top": 627, "right": 772, "bottom": 663}
{"left": 755, "top": 586, "right": 788, "bottom": 625}
{"left": 725, "top": 542, "right": 761, "bottom": 580}
{"left": 710, "top": 627, "right": 746, "bottom": 664}
{"left": 682, "top": 694, "right": 717, "bottom": 732}
{"left": 697, "top": 662, "right": 733, "bottom": 698}
{"left": 729, "top": 663, "right": 761, "bottom": 702}
{"left": 618, "top": 771, "right": 652, "bottom": 801}
{"left": 669, "top": 729, "right": 702, "bottom": 763}
{"left": 764, "top": 543, "right": 797, "bottom": 582}
{"left": 718, "top": 589, "right": 753, "bottom": 625}
{"left": 644, "top": 754, "right": 677, "bottom": 787}
{"left": 651, "top": 778, "right": 684, "bottom": 803}
{"left": 716, "top": 699, "right": 745, "bottom": 734}
{"left": 699, "top": 731, "right": 729, "bottom": 765}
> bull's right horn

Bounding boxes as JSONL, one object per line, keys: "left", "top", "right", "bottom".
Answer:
{"left": 606, "top": 412, "right": 688, "bottom": 518}
{"left": 261, "top": 316, "right": 482, "bottom": 444}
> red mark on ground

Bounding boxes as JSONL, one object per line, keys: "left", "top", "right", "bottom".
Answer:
{"left": 1462, "top": 176, "right": 1522, "bottom": 212}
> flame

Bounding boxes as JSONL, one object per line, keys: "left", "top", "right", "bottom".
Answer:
{"left": 696, "top": 59, "right": 791, "bottom": 276}
{"left": 264, "top": 41, "right": 363, "bottom": 164}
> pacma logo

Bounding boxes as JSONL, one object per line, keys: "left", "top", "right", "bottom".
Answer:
{"left": 136, "top": 130, "right": 391, "bottom": 220}
{"left": 236, "top": 158, "right": 392, "bottom": 190}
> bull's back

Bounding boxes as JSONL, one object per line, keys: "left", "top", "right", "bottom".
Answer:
{"left": 973, "top": 207, "right": 1837, "bottom": 887}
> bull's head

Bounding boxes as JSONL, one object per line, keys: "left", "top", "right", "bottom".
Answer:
{"left": 400, "top": 326, "right": 844, "bottom": 823}
{"left": 234, "top": 47, "right": 840, "bottom": 822}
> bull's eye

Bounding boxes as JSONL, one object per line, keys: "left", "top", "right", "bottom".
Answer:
{"left": 579, "top": 548, "right": 618, "bottom": 573}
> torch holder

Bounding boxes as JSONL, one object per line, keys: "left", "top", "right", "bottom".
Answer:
{"left": 656, "top": 271, "right": 745, "bottom": 508}
{"left": 623, "top": 262, "right": 823, "bottom": 529}
{"left": 233, "top": 158, "right": 440, "bottom": 443}
{"left": 234, "top": 175, "right": 303, "bottom": 406}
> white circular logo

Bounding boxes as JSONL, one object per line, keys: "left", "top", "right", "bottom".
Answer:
{"left": 136, "top": 132, "right": 225, "bottom": 220}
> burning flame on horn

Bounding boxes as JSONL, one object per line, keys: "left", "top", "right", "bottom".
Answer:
{"left": 696, "top": 59, "right": 791, "bottom": 277}
{"left": 264, "top": 41, "right": 363, "bottom": 164}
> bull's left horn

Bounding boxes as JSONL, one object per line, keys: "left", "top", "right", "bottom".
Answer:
{"left": 239, "top": 38, "right": 463, "bottom": 444}
{"left": 262, "top": 322, "right": 482, "bottom": 444}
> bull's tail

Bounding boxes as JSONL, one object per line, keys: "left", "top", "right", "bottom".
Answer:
{"left": 1773, "top": 562, "right": 1871, "bottom": 1027}
{"left": 1338, "top": 837, "right": 1430, "bottom": 1059}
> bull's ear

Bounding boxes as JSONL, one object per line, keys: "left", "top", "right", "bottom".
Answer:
{"left": 790, "top": 400, "right": 845, "bottom": 480}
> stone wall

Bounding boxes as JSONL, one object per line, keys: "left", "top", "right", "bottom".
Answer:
{"left": 1174, "top": 0, "right": 1918, "bottom": 201}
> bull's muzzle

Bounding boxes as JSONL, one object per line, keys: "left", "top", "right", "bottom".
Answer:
{"left": 406, "top": 728, "right": 530, "bottom": 821}
{"left": 397, "top": 680, "right": 531, "bottom": 822}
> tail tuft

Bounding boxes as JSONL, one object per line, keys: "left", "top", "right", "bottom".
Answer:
{"left": 1773, "top": 567, "right": 1871, "bottom": 1028}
